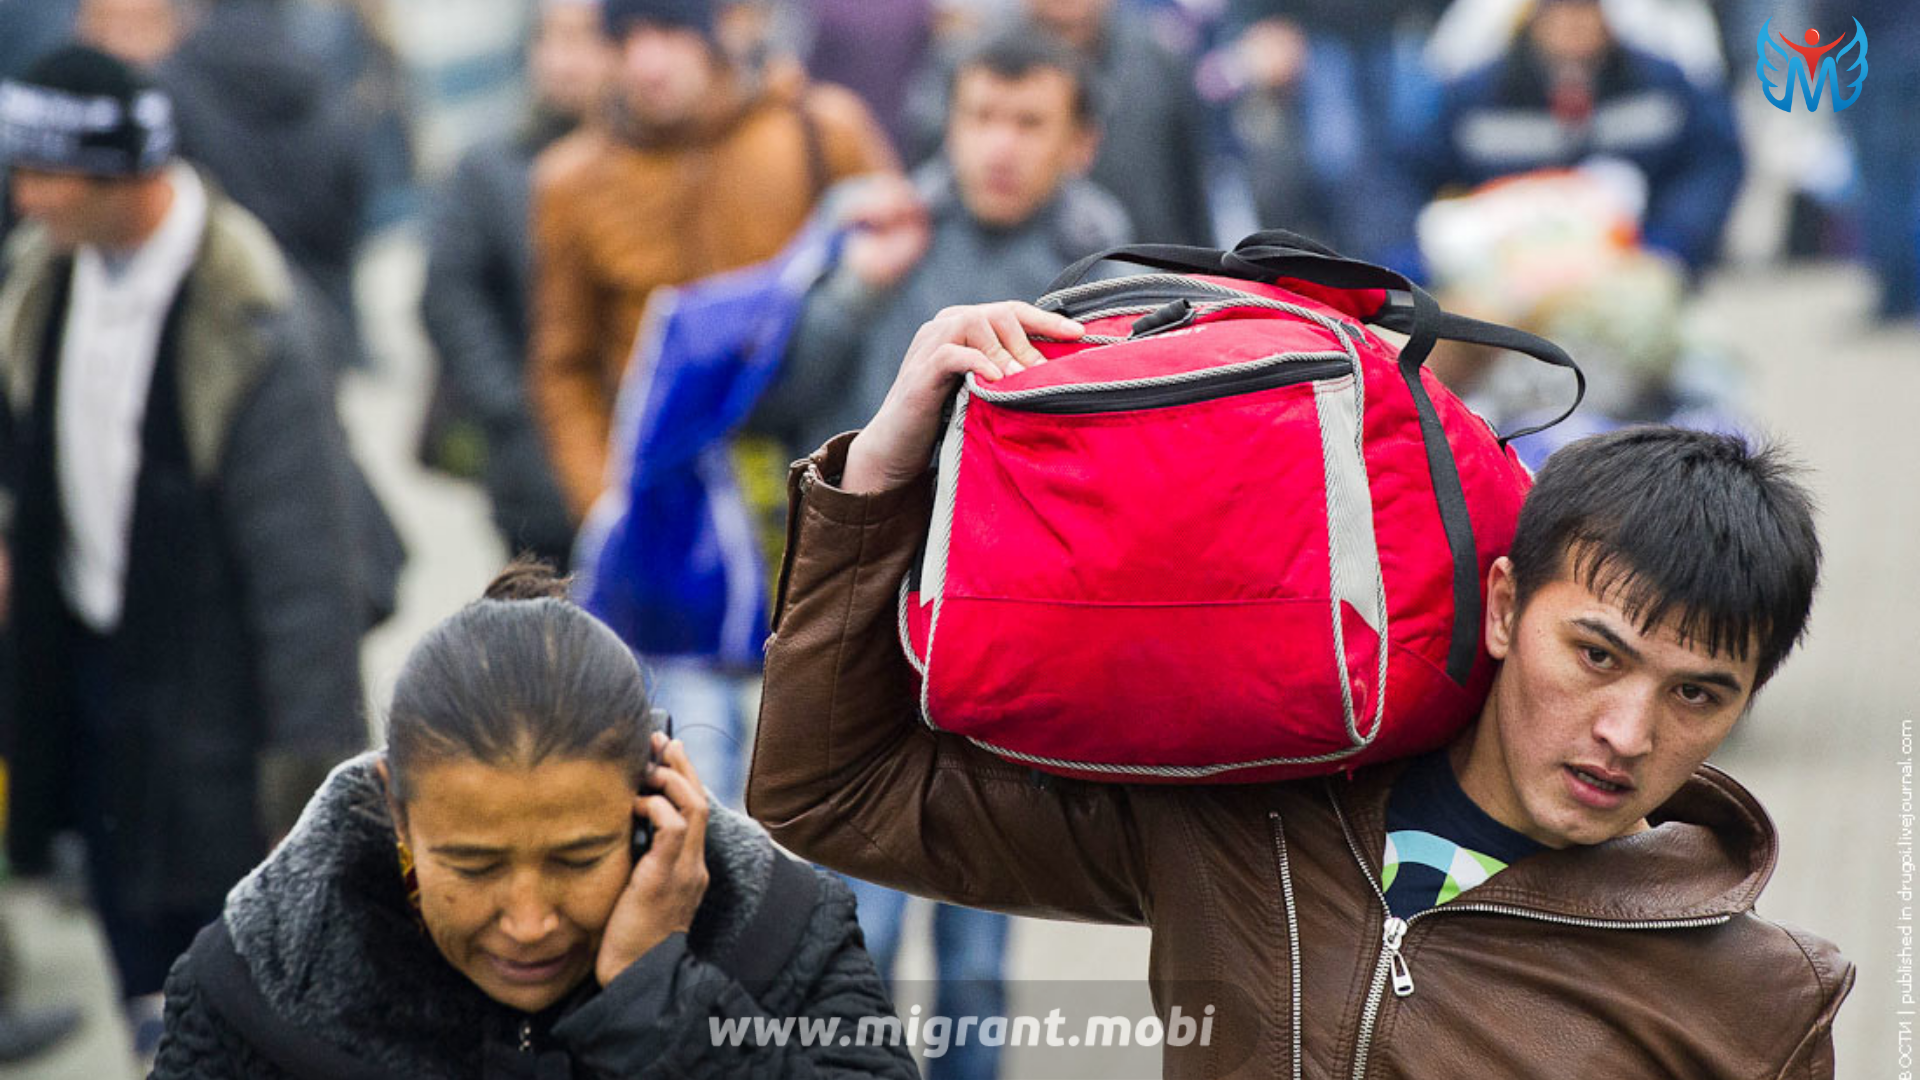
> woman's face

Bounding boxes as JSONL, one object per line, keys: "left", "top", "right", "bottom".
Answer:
{"left": 392, "top": 756, "right": 637, "bottom": 1013}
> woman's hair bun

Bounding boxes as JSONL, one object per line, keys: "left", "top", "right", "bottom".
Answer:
{"left": 482, "top": 556, "right": 572, "bottom": 602}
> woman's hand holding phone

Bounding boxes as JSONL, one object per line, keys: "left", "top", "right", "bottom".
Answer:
{"left": 595, "top": 733, "right": 711, "bottom": 987}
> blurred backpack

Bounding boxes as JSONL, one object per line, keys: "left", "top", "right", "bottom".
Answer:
{"left": 900, "top": 231, "right": 1583, "bottom": 784}
{"left": 573, "top": 224, "right": 841, "bottom": 665}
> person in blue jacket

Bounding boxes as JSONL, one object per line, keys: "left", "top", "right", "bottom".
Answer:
{"left": 1402, "top": 0, "right": 1744, "bottom": 276}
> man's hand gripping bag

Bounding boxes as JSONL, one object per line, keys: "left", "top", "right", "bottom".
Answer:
{"left": 899, "top": 231, "right": 1585, "bottom": 783}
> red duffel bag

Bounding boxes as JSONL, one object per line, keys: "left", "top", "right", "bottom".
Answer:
{"left": 898, "top": 231, "right": 1584, "bottom": 784}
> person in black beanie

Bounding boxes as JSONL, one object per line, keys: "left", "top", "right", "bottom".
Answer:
{"left": 0, "top": 44, "right": 369, "bottom": 1049}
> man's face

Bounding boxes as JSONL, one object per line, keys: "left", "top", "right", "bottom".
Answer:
{"left": 1529, "top": 1, "right": 1612, "bottom": 70}
{"left": 946, "top": 66, "right": 1096, "bottom": 230}
{"left": 1024, "top": 0, "right": 1113, "bottom": 51}
{"left": 1456, "top": 556, "right": 1758, "bottom": 849}
{"left": 531, "top": 2, "right": 617, "bottom": 121}
{"left": 77, "top": 0, "right": 184, "bottom": 69}
{"left": 8, "top": 167, "right": 140, "bottom": 250}
{"left": 615, "top": 22, "right": 717, "bottom": 128}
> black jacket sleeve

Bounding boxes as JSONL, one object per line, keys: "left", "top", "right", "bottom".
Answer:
{"left": 218, "top": 333, "right": 368, "bottom": 829}
{"left": 551, "top": 873, "right": 920, "bottom": 1079}
{"left": 150, "top": 952, "right": 291, "bottom": 1080}
{"left": 421, "top": 148, "right": 530, "bottom": 431}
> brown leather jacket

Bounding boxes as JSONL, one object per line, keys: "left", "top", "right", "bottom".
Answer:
{"left": 528, "top": 68, "right": 895, "bottom": 518}
{"left": 747, "top": 433, "right": 1854, "bottom": 1079}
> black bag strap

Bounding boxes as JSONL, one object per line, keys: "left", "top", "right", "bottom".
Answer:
{"left": 191, "top": 920, "right": 412, "bottom": 1080}
{"left": 711, "top": 854, "right": 821, "bottom": 1001}
{"left": 1044, "top": 242, "right": 1242, "bottom": 295}
{"left": 1045, "top": 229, "right": 1408, "bottom": 295}
{"left": 1044, "top": 232, "right": 1587, "bottom": 685}
{"left": 1045, "top": 232, "right": 1586, "bottom": 446}
{"left": 1369, "top": 291, "right": 1586, "bottom": 444}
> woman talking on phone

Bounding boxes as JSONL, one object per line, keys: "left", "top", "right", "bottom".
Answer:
{"left": 150, "top": 561, "right": 916, "bottom": 1079}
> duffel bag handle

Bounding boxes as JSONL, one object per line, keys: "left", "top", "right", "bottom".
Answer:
{"left": 1043, "top": 232, "right": 1587, "bottom": 447}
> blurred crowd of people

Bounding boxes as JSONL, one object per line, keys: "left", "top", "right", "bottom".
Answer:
{"left": 0, "top": 0, "right": 1912, "bottom": 1072}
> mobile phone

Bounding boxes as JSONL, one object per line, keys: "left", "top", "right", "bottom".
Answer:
{"left": 632, "top": 709, "right": 674, "bottom": 860}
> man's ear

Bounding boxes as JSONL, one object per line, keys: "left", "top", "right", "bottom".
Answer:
{"left": 1485, "top": 556, "right": 1519, "bottom": 661}
{"left": 1069, "top": 121, "right": 1102, "bottom": 176}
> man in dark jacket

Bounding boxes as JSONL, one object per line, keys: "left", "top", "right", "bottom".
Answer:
{"left": 0, "top": 46, "right": 368, "bottom": 1011}
{"left": 911, "top": 0, "right": 1211, "bottom": 248}
{"left": 747, "top": 298, "right": 1851, "bottom": 1075}
{"left": 421, "top": 0, "right": 615, "bottom": 568}
{"left": 1403, "top": 0, "right": 1743, "bottom": 275}
{"left": 758, "top": 32, "right": 1129, "bottom": 462}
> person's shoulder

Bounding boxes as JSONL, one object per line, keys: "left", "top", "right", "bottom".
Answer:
{"left": 532, "top": 126, "right": 619, "bottom": 195}
{"left": 798, "top": 79, "right": 879, "bottom": 135}
{"left": 195, "top": 182, "right": 295, "bottom": 314}
{"left": 1053, "top": 177, "right": 1134, "bottom": 255}
{"left": 1616, "top": 46, "right": 1698, "bottom": 90}
{"left": 695, "top": 807, "right": 860, "bottom": 981}
{"left": 1714, "top": 911, "right": 1852, "bottom": 992}
{"left": 152, "top": 933, "right": 292, "bottom": 1080}
{"left": 450, "top": 136, "right": 532, "bottom": 187}
{"left": 0, "top": 220, "right": 57, "bottom": 291}
{"left": 1107, "top": 16, "right": 1196, "bottom": 73}
{"left": 793, "top": 76, "right": 895, "bottom": 175}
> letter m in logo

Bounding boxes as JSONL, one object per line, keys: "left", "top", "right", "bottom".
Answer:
{"left": 1757, "top": 18, "right": 1869, "bottom": 112}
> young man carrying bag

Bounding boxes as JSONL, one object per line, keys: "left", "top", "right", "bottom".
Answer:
{"left": 746, "top": 293, "right": 1852, "bottom": 1076}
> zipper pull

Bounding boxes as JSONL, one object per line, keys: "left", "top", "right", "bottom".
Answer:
{"left": 1129, "top": 298, "right": 1196, "bottom": 338}
{"left": 1382, "top": 916, "right": 1415, "bottom": 998}
{"left": 519, "top": 1018, "right": 535, "bottom": 1053}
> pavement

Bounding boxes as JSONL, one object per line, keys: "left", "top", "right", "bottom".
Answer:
{"left": 3, "top": 239, "right": 1911, "bottom": 1078}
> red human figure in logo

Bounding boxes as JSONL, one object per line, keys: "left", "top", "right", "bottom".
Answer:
{"left": 1778, "top": 27, "right": 1847, "bottom": 77}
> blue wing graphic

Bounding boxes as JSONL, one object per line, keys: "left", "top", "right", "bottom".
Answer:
{"left": 1755, "top": 20, "right": 1795, "bottom": 111}
{"left": 1834, "top": 18, "right": 1869, "bottom": 112}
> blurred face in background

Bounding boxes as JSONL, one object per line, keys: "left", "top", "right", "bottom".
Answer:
{"left": 946, "top": 65, "right": 1097, "bottom": 230}
{"left": 76, "top": 0, "right": 185, "bottom": 70}
{"left": 9, "top": 167, "right": 150, "bottom": 251}
{"left": 615, "top": 21, "right": 719, "bottom": 128}
{"left": 1024, "top": 0, "right": 1113, "bottom": 53}
{"left": 532, "top": 2, "right": 618, "bottom": 120}
{"left": 1529, "top": 1, "right": 1613, "bottom": 71}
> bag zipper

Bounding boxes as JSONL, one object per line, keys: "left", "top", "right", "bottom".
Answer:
{"left": 974, "top": 356, "right": 1351, "bottom": 415}
{"left": 1039, "top": 273, "right": 1266, "bottom": 319}
{"left": 1326, "top": 786, "right": 1735, "bottom": 1080}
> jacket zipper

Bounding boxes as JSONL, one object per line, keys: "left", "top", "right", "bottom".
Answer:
{"left": 1267, "top": 813, "right": 1304, "bottom": 1080}
{"left": 1327, "top": 790, "right": 1736, "bottom": 1080}
{"left": 979, "top": 356, "right": 1351, "bottom": 415}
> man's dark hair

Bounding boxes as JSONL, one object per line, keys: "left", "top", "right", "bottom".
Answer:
{"left": 383, "top": 557, "right": 657, "bottom": 806}
{"left": 950, "top": 31, "right": 1101, "bottom": 126}
{"left": 1507, "top": 427, "right": 1820, "bottom": 691}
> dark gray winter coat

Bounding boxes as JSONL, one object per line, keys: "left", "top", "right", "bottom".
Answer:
{"left": 0, "top": 185, "right": 369, "bottom": 911}
{"left": 420, "top": 116, "right": 576, "bottom": 566}
{"left": 151, "top": 754, "right": 921, "bottom": 1080}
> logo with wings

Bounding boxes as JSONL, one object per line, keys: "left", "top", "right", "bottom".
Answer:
{"left": 1757, "top": 18, "right": 1869, "bottom": 112}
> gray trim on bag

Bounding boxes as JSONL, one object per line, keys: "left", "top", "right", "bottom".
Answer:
{"left": 902, "top": 307, "right": 1397, "bottom": 777}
